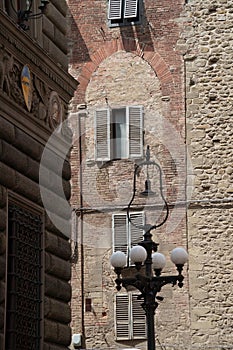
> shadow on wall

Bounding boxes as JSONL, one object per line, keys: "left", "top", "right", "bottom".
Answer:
{"left": 67, "top": 0, "right": 155, "bottom": 66}
{"left": 66, "top": 9, "right": 90, "bottom": 65}
{"left": 119, "top": 0, "right": 154, "bottom": 52}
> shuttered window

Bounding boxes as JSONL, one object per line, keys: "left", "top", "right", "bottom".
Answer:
{"left": 128, "top": 106, "right": 143, "bottom": 158}
{"left": 95, "top": 109, "right": 111, "bottom": 161}
{"left": 113, "top": 214, "right": 129, "bottom": 255}
{"left": 115, "top": 293, "right": 147, "bottom": 340}
{"left": 124, "top": 0, "right": 138, "bottom": 18}
{"left": 108, "top": 0, "right": 122, "bottom": 19}
{"left": 108, "top": 0, "right": 141, "bottom": 26}
{"left": 95, "top": 106, "right": 143, "bottom": 161}
{"left": 112, "top": 212, "right": 144, "bottom": 264}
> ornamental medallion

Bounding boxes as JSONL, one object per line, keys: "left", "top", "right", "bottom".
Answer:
{"left": 21, "top": 65, "right": 32, "bottom": 112}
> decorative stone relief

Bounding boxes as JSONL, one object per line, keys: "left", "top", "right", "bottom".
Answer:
{"left": 32, "top": 76, "right": 50, "bottom": 121}
{"left": 0, "top": 45, "right": 67, "bottom": 132}
{"left": 0, "top": 46, "right": 13, "bottom": 93}
{"left": 11, "top": 62, "right": 24, "bottom": 105}
{"left": 21, "top": 65, "right": 32, "bottom": 112}
{"left": 48, "top": 91, "right": 63, "bottom": 130}
{"left": 0, "top": 46, "right": 23, "bottom": 106}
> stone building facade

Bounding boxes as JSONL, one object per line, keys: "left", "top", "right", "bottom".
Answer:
{"left": 0, "top": 1, "right": 77, "bottom": 349}
{"left": 184, "top": 1, "right": 233, "bottom": 348}
{"left": 68, "top": 0, "right": 233, "bottom": 349}
{"left": 68, "top": 0, "right": 189, "bottom": 349}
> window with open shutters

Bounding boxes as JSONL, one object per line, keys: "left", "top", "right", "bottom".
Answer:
{"left": 95, "top": 106, "right": 143, "bottom": 161}
{"left": 112, "top": 212, "right": 144, "bottom": 265}
{"left": 108, "top": 0, "right": 142, "bottom": 26}
{"left": 115, "top": 293, "right": 147, "bottom": 340}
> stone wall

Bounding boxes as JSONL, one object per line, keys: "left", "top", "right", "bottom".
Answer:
{"left": 43, "top": 0, "right": 69, "bottom": 69}
{"left": 68, "top": 0, "right": 190, "bottom": 348}
{"left": 0, "top": 118, "right": 72, "bottom": 349}
{"left": 0, "top": 187, "right": 6, "bottom": 348}
{"left": 0, "top": 4, "right": 77, "bottom": 349}
{"left": 183, "top": 0, "right": 233, "bottom": 348}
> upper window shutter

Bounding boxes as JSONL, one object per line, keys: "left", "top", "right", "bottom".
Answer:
{"left": 124, "top": 0, "right": 138, "bottom": 18}
{"left": 108, "top": 0, "right": 122, "bottom": 19}
{"left": 115, "top": 294, "right": 130, "bottom": 340}
{"left": 95, "top": 109, "right": 110, "bottom": 161}
{"left": 127, "top": 106, "right": 143, "bottom": 158}
{"left": 112, "top": 214, "right": 128, "bottom": 255}
{"left": 132, "top": 294, "right": 147, "bottom": 339}
{"left": 129, "top": 212, "right": 144, "bottom": 248}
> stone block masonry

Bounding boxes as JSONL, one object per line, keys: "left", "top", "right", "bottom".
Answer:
{"left": 183, "top": 0, "right": 233, "bottom": 348}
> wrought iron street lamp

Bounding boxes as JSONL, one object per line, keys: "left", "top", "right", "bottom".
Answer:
{"left": 10, "top": 0, "right": 49, "bottom": 30}
{"left": 110, "top": 146, "right": 188, "bottom": 350}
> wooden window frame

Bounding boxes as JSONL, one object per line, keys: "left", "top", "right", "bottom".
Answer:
{"left": 108, "top": 0, "right": 142, "bottom": 27}
{"left": 95, "top": 105, "right": 144, "bottom": 162}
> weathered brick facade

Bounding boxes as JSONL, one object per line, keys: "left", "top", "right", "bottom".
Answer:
{"left": 68, "top": 0, "right": 233, "bottom": 349}
{"left": 68, "top": 0, "right": 189, "bottom": 349}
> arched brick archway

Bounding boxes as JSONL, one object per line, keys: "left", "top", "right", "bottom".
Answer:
{"left": 77, "top": 38, "right": 174, "bottom": 102}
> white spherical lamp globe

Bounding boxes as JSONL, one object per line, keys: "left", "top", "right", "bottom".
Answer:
{"left": 130, "top": 245, "right": 147, "bottom": 264}
{"left": 110, "top": 251, "right": 127, "bottom": 268}
{"left": 170, "top": 247, "right": 188, "bottom": 265}
{"left": 152, "top": 252, "right": 166, "bottom": 270}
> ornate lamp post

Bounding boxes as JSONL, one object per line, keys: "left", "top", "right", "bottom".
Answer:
{"left": 110, "top": 146, "right": 188, "bottom": 350}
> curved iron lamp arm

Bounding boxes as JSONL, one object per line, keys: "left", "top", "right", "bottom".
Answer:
{"left": 127, "top": 146, "right": 169, "bottom": 234}
{"left": 10, "top": 0, "right": 49, "bottom": 30}
{"left": 112, "top": 145, "right": 188, "bottom": 350}
{"left": 114, "top": 265, "right": 186, "bottom": 350}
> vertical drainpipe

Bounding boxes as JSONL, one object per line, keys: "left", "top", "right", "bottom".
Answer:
{"left": 77, "top": 107, "right": 87, "bottom": 348}
{"left": 183, "top": 48, "right": 192, "bottom": 336}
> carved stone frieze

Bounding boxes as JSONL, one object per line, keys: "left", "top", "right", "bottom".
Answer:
{"left": 0, "top": 9, "right": 76, "bottom": 150}
{"left": 0, "top": 46, "right": 23, "bottom": 105}
{"left": 0, "top": 44, "right": 68, "bottom": 132}
{"left": 32, "top": 76, "right": 50, "bottom": 123}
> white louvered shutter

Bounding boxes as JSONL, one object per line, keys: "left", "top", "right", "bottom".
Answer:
{"left": 95, "top": 109, "right": 110, "bottom": 161}
{"left": 129, "top": 212, "right": 144, "bottom": 248}
{"left": 115, "top": 294, "right": 130, "bottom": 340}
{"left": 112, "top": 214, "right": 128, "bottom": 255}
{"left": 124, "top": 0, "right": 138, "bottom": 18}
{"left": 132, "top": 294, "right": 147, "bottom": 339}
{"left": 108, "top": 0, "right": 122, "bottom": 19}
{"left": 127, "top": 106, "right": 143, "bottom": 158}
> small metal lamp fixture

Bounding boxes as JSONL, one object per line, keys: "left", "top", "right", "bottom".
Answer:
{"left": 110, "top": 146, "right": 188, "bottom": 350}
{"left": 10, "top": 0, "right": 49, "bottom": 30}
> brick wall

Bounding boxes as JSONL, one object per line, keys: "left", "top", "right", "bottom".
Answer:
{"left": 68, "top": 0, "right": 189, "bottom": 348}
{"left": 69, "top": 0, "right": 233, "bottom": 348}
